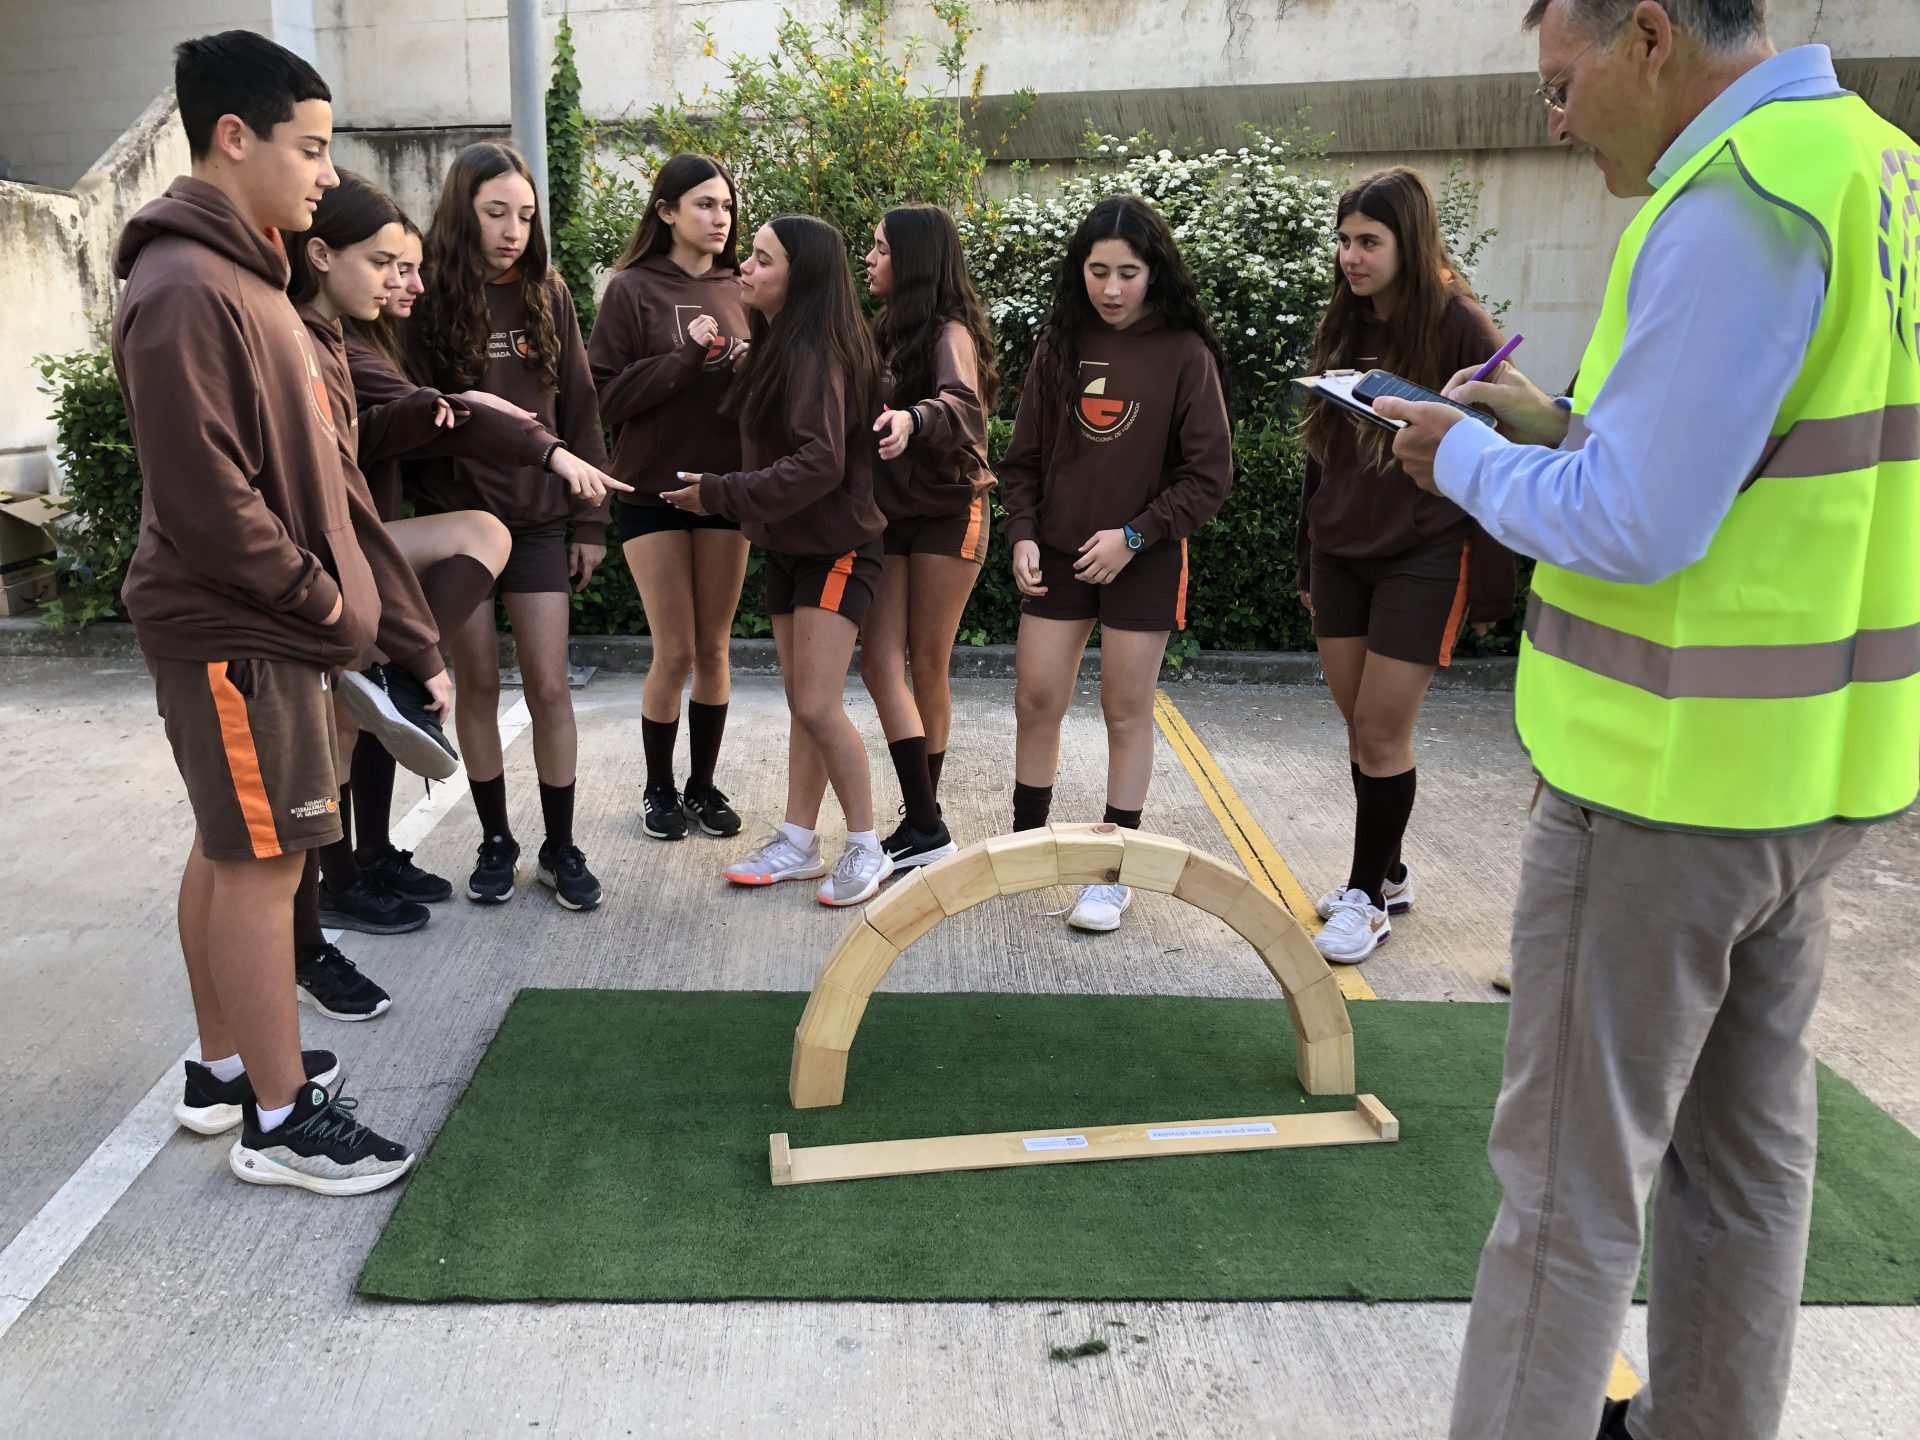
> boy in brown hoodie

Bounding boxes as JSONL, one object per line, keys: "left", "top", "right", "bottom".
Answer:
{"left": 112, "top": 31, "right": 421, "bottom": 1195}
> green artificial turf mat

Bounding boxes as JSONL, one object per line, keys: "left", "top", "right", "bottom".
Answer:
{"left": 358, "top": 990, "right": 1920, "bottom": 1304}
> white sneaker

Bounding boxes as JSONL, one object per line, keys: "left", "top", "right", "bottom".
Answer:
{"left": 1067, "top": 883, "right": 1131, "bottom": 932}
{"left": 1493, "top": 962, "right": 1512, "bottom": 994}
{"left": 1315, "top": 866, "right": 1415, "bottom": 918}
{"left": 817, "top": 842, "right": 894, "bottom": 908}
{"left": 1313, "top": 888, "right": 1391, "bottom": 963}
{"left": 723, "top": 832, "right": 828, "bottom": 887}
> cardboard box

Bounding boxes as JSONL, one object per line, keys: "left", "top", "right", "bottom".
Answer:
{"left": 0, "top": 491, "right": 75, "bottom": 616}
{"left": 0, "top": 563, "right": 59, "bottom": 617}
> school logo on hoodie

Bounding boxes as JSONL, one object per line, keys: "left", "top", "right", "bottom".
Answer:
{"left": 1076, "top": 361, "right": 1138, "bottom": 441}
{"left": 676, "top": 305, "right": 735, "bottom": 371}
{"left": 488, "top": 328, "right": 534, "bottom": 362}
{"left": 293, "top": 329, "right": 337, "bottom": 438}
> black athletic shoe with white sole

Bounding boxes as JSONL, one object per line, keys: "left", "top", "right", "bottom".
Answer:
{"left": 295, "top": 943, "right": 393, "bottom": 1021}
{"left": 642, "top": 782, "right": 687, "bottom": 840}
{"left": 681, "top": 781, "right": 742, "bottom": 838}
{"left": 175, "top": 1051, "right": 342, "bottom": 1136}
{"left": 229, "top": 1083, "right": 415, "bottom": 1196}
{"left": 467, "top": 833, "right": 520, "bottom": 903}
{"left": 359, "top": 844, "right": 454, "bottom": 904}
{"left": 537, "top": 840, "right": 603, "bottom": 910}
{"left": 882, "top": 816, "right": 958, "bottom": 869}
{"left": 316, "top": 872, "right": 431, "bottom": 935}
{"left": 338, "top": 664, "right": 459, "bottom": 782}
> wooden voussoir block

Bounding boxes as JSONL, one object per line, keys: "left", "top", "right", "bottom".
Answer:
{"left": 789, "top": 1037, "right": 849, "bottom": 1109}
{"left": 1285, "top": 972, "right": 1354, "bottom": 1045}
{"left": 1222, "top": 884, "right": 1300, "bottom": 956}
{"left": 864, "top": 870, "right": 945, "bottom": 951}
{"left": 1257, "top": 920, "right": 1334, "bottom": 996}
{"left": 795, "top": 978, "right": 870, "bottom": 1050}
{"left": 1117, "top": 830, "right": 1190, "bottom": 894}
{"left": 1297, "top": 1031, "right": 1356, "bottom": 1096}
{"left": 1173, "top": 849, "right": 1251, "bottom": 919}
{"left": 985, "top": 831, "right": 1060, "bottom": 893}
{"left": 922, "top": 841, "right": 1001, "bottom": 916}
{"left": 817, "top": 918, "right": 901, "bottom": 997}
{"left": 1051, "top": 822, "right": 1126, "bottom": 885}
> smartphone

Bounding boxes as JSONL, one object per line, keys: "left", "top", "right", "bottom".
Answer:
{"left": 1353, "top": 369, "right": 1497, "bottom": 428}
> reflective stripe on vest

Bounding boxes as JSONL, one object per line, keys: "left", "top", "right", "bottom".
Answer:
{"left": 1564, "top": 402, "right": 1920, "bottom": 482}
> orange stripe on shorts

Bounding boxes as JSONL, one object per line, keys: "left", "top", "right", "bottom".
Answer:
{"left": 818, "top": 551, "right": 856, "bottom": 613}
{"left": 1436, "top": 540, "right": 1472, "bottom": 669}
{"left": 961, "top": 494, "right": 987, "bottom": 564}
{"left": 1175, "top": 538, "right": 1190, "bottom": 631}
{"left": 205, "top": 661, "right": 283, "bottom": 859}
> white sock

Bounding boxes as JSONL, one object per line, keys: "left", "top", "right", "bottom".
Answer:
{"left": 203, "top": 1053, "right": 245, "bottom": 1083}
{"left": 846, "top": 829, "right": 880, "bottom": 852}
{"left": 256, "top": 1100, "right": 295, "bottom": 1133}
{"left": 779, "top": 822, "right": 817, "bottom": 851}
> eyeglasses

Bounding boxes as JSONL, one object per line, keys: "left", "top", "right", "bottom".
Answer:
{"left": 1533, "top": 15, "right": 1630, "bottom": 113}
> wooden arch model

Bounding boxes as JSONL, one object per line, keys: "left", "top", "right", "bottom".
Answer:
{"left": 788, "top": 823, "right": 1357, "bottom": 1109}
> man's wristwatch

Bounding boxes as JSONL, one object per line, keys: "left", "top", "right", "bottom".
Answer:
{"left": 1122, "top": 525, "right": 1144, "bottom": 552}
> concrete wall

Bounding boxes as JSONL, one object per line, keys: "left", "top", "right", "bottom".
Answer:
{"left": 1, "top": 92, "right": 189, "bottom": 495}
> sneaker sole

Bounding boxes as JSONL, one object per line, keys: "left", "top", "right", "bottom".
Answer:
{"left": 1314, "top": 928, "right": 1390, "bottom": 965}
{"left": 297, "top": 988, "right": 392, "bottom": 1023}
{"left": 315, "top": 904, "right": 431, "bottom": 937}
{"left": 1067, "top": 906, "right": 1131, "bottom": 933}
{"left": 725, "top": 864, "right": 830, "bottom": 886}
{"left": 536, "top": 864, "right": 603, "bottom": 911}
{"left": 337, "top": 671, "right": 460, "bottom": 782}
{"left": 682, "top": 804, "right": 743, "bottom": 838}
{"left": 889, "top": 841, "right": 959, "bottom": 870}
{"left": 465, "top": 879, "right": 517, "bottom": 904}
{"left": 174, "top": 1061, "right": 343, "bottom": 1136}
{"left": 228, "top": 1142, "right": 416, "bottom": 1196}
{"left": 643, "top": 818, "right": 689, "bottom": 841}
{"left": 818, "top": 855, "right": 897, "bottom": 908}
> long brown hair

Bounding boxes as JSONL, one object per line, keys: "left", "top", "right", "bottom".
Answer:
{"left": 614, "top": 152, "right": 740, "bottom": 273}
{"left": 345, "top": 213, "right": 421, "bottom": 373}
{"left": 725, "top": 215, "right": 880, "bottom": 439}
{"left": 871, "top": 204, "right": 998, "bottom": 414}
{"left": 1303, "top": 166, "right": 1467, "bottom": 467}
{"left": 414, "top": 142, "right": 560, "bottom": 392}
{"left": 284, "top": 169, "right": 404, "bottom": 307}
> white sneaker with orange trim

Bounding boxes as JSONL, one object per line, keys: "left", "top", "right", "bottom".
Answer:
{"left": 1313, "top": 889, "right": 1391, "bottom": 963}
{"left": 723, "top": 832, "right": 828, "bottom": 887}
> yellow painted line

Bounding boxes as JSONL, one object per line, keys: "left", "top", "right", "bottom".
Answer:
{"left": 1608, "top": 1351, "right": 1644, "bottom": 1400}
{"left": 1153, "top": 689, "right": 1376, "bottom": 1001}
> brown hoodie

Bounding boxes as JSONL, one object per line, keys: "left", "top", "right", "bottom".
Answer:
{"left": 999, "top": 312, "right": 1233, "bottom": 553}
{"left": 294, "top": 306, "right": 443, "bottom": 682}
{"left": 409, "top": 273, "right": 612, "bottom": 546}
{"left": 589, "top": 254, "right": 749, "bottom": 504}
{"left": 874, "top": 319, "right": 995, "bottom": 521}
{"left": 113, "top": 177, "right": 382, "bottom": 671}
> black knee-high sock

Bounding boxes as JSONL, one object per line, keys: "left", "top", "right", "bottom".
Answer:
{"left": 351, "top": 732, "right": 398, "bottom": 863}
{"left": 1012, "top": 781, "right": 1053, "bottom": 832}
{"left": 1347, "top": 767, "right": 1417, "bottom": 909}
{"left": 641, "top": 714, "right": 678, "bottom": 791}
{"left": 687, "top": 700, "right": 728, "bottom": 789}
{"left": 318, "top": 785, "right": 357, "bottom": 893}
{"left": 471, "top": 773, "right": 512, "bottom": 841}
{"left": 1356, "top": 760, "right": 1408, "bottom": 882}
{"left": 888, "top": 736, "right": 941, "bottom": 832}
{"left": 295, "top": 851, "right": 326, "bottom": 960}
{"left": 540, "top": 780, "right": 576, "bottom": 850}
{"left": 1102, "top": 803, "right": 1142, "bottom": 830}
{"left": 419, "top": 554, "right": 497, "bottom": 637}
{"left": 927, "top": 748, "right": 946, "bottom": 797}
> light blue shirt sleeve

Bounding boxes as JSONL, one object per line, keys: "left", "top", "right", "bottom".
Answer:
{"left": 1432, "top": 172, "right": 1827, "bottom": 585}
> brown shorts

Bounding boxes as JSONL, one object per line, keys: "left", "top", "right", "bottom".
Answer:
{"left": 883, "top": 494, "right": 990, "bottom": 564}
{"left": 496, "top": 519, "right": 571, "bottom": 596}
{"left": 1310, "top": 535, "right": 1471, "bottom": 667}
{"left": 764, "top": 543, "right": 883, "bottom": 627}
{"left": 148, "top": 656, "right": 342, "bottom": 862}
{"left": 1021, "top": 537, "right": 1189, "bottom": 633}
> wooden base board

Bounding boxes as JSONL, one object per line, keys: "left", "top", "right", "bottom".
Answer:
{"left": 769, "top": 1096, "right": 1398, "bottom": 1186}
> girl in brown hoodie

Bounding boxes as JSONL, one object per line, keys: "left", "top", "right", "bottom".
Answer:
{"left": 412, "top": 142, "right": 629, "bottom": 913}
{"left": 589, "top": 154, "right": 753, "bottom": 846}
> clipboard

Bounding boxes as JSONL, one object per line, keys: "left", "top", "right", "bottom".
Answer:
{"left": 1292, "top": 369, "right": 1497, "bottom": 432}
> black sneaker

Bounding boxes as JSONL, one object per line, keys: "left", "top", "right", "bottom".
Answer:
{"left": 883, "top": 815, "right": 958, "bottom": 869}
{"left": 295, "top": 943, "right": 393, "bottom": 1022}
{"left": 338, "top": 663, "right": 458, "bottom": 782}
{"left": 537, "top": 840, "right": 603, "bottom": 911}
{"left": 229, "top": 1082, "right": 415, "bottom": 1196}
{"left": 317, "top": 872, "right": 431, "bottom": 935}
{"left": 642, "top": 782, "right": 688, "bottom": 841}
{"left": 467, "top": 833, "right": 520, "bottom": 904}
{"left": 175, "top": 1051, "right": 342, "bottom": 1136}
{"left": 359, "top": 843, "right": 453, "bottom": 904}
{"left": 681, "top": 781, "right": 742, "bottom": 838}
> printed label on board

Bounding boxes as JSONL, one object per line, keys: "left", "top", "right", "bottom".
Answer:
{"left": 1023, "top": 1135, "right": 1089, "bottom": 1152}
{"left": 1146, "top": 1123, "right": 1278, "bottom": 1141}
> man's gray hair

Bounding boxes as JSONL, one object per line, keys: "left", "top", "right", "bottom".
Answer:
{"left": 1523, "top": 0, "right": 1769, "bottom": 54}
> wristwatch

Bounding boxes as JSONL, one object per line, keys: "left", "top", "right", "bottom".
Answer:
{"left": 1122, "top": 525, "right": 1144, "bottom": 552}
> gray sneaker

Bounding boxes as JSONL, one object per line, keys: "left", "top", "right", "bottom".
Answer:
{"left": 817, "top": 842, "right": 895, "bottom": 908}
{"left": 724, "top": 831, "right": 829, "bottom": 887}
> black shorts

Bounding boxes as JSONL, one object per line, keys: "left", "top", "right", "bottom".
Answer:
{"left": 764, "top": 543, "right": 883, "bottom": 627}
{"left": 616, "top": 500, "right": 741, "bottom": 544}
{"left": 1021, "top": 537, "right": 1189, "bottom": 633}
{"left": 495, "top": 519, "right": 571, "bottom": 596}
{"left": 1310, "top": 534, "right": 1471, "bottom": 667}
{"left": 883, "top": 494, "right": 990, "bottom": 564}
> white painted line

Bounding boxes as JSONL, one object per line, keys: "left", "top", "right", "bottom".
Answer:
{"left": 0, "top": 697, "right": 534, "bottom": 1344}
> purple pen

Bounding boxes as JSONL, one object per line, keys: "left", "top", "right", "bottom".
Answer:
{"left": 1469, "top": 333, "right": 1524, "bottom": 384}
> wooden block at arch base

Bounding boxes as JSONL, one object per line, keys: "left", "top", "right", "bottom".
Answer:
{"left": 863, "top": 870, "right": 944, "bottom": 951}
{"left": 1051, "top": 822, "right": 1126, "bottom": 885}
{"left": 1297, "top": 1032, "right": 1356, "bottom": 1096}
{"left": 1118, "top": 831, "right": 1191, "bottom": 894}
{"left": 922, "top": 841, "right": 1002, "bottom": 915}
{"left": 789, "top": 1036, "right": 849, "bottom": 1109}
{"left": 817, "top": 918, "right": 901, "bottom": 997}
{"left": 985, "top": 831, "right": 1060, "bottom": 894}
